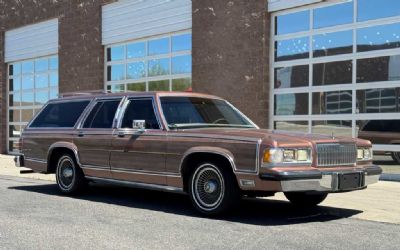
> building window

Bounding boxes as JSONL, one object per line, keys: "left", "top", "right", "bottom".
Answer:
{"left": 271, "top": 0, "right": 400, "bottom": 146}
{"left": 8, "top": 56, "right": 59, "bottom": 153}
{"left": 105, "top": 31, "right": 192, "bottom": 92}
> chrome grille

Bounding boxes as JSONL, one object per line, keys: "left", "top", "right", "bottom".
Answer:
{"left": 316, "top": 143, "right": 357, "bottom": 167}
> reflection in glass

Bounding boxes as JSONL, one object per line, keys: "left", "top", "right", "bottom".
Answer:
{"left": 21, "top": 109, "right": 34, "bottom": 122}
{"left": 313, "top": 60, "right": 352, "bottom": 86}
{"left": 313, "top": 1, "right": 353, "bottom": 29}
{"left": 172, "top": 78, "right": 192, "bottom": 91}
{"left": 275, "top": 37, "right": 309, "bottom": 61}
{"left": 21, "top": 92, "right": 34, "bottom": 106}
{"left": 35, "top": 91, "right": 49, "bottom": 106}
{"left": 49, "top": 72, "right": 58, "bottom": 87}
{"left": 127, "top": 62, "right": 146, "bottom": 79}
{"left": 127, "top": 82, "right": 146, "bottom": 91}
{"left": 172, "top": 34, "right": 191, "bottom": 52}
{"left": 274, "top": 121, "right": 308, "bottom": 133}
{"left": 148, "top": 58, "right": 170, "bottom": 77}
{"left": 312, "top": 120, "right": 352, "bottom": 137}
{"left": 149, "top": 80, "right": 169, "bottom": 91}
{"left": 107, "top": 46, "right": 125, "bottom": 61}
{"left": 49, "top": 57, "right": 58, "bottom": 70}
{"left": 274, "top": 65, "right": 308, "bottom": 89}
{"left": 275, "top": 11, "right": 309, "bottom": 35}
{"left": 9, "top": 125, "right": 21, "bottom": 138}
{"left": 148, "top": 38, "right": 169, "bottom": 55}
{"left": 357, "top": 120, "right": 400, "bottom": 135}
{"left": 357, "top": 23, "right": 400, "bottom": 52}
{"left": 10, "top": 92, "right": 21, "bottom": 107}
{"left": 312, "top": 91, "right": 352, "bottom": 114}
{"left": 109, "top": 84, "right": 125, "bottom": 93}
{"left": 10, "top": 63, "right": 21, "bottom": 76}
{"left": 35, "top": 59, "right": 48, "bottom": 72}
{"left": 274, "top": 93, "right": 308, "bottom": 115}
{"left": 22, "top": 75, "right": 34, "bottom": 90}
{"left": 172, "top": 55, "right": 192, "bottom": 74}
{"left": 50, "top": 89, "right": 58, "bottom": 100}
{"left": 313, "top": 30, "right": 353, "bottom": 57}
{"left": 127, "top": 42, "right": 146, "bottom": 59}
{"left": 35, "top": 74, "right": 48, "bottom": 88}
{"left": 107, "top": 65, "right": 125, "bottom": 81}
{"left": 12, "top": 77, "right": 21, "bottom": 92}
{"left": 22, "top": 61, "right": 34, "bottom": 74}
{"left": 358, "top": 0, "right": 400, "bottom": 22}
{"left": 357, "top": 55, "right": 400, "bottom": 83}
{"left": 9, "top": 109, "right": 21, "bottom": 123}
{"left": 357, "top": 88, "right": 399, "bottom": 113}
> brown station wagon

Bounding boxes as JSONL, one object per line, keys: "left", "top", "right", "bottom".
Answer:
{"left": 15, "top": 91, "right": 382, "bottom": 215}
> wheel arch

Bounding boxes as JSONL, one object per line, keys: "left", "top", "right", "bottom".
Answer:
{"left": 47, "top": 142, "right": 81, "bottom": 173}
{"left": 179, "top": 147, "right": 238, "bottom": 192}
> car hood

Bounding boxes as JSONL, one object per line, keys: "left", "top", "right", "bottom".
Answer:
{"left": 174, "top": 128, "right": 369, "bottom": 147}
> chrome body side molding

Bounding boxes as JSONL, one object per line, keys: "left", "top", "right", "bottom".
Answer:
{"left": 85, "top": 176, "right": 185, "bottom": 194}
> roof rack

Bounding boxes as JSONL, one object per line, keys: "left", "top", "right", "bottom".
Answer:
{"left": 58, "top": 90, "right": 109, "bottom": 98}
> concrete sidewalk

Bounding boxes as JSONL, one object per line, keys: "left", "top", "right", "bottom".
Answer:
{"left": 0, "top": 154, "right": 55, "bottom": 181}
{"left": 1, "top": 154, "right": 399, "bottom": 224}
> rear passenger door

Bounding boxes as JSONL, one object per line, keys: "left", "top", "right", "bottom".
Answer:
{"left": 74, "top": 97, "right": 123, "bottom": 178}
{"left": 110, "top": 97, "right": 167, "bottom": 184}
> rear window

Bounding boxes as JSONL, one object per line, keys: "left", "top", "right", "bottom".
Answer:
{"left": 30, "top": 101, "right": 90, "bottom": 128}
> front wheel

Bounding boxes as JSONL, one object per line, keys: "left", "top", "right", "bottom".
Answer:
{"left": 56, "top": 154, "right": 87, "bottom": 194}
{"left": 284, "top": 192, "right": 328, "bottom": 207}
{"left": 189, "top": 162, "right": 240, "bottom": 215}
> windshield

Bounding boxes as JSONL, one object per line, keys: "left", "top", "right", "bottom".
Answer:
{"left": 160, "top": 96, "right": 255, "bottom": 129}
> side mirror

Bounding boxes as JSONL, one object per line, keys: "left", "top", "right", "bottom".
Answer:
{"left": 132, "top": 120, "right": 146, "bottom": 132}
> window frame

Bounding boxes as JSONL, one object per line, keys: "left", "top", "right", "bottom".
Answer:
{"left": 117, "top": 96, "right": 163, "bottom": 131}
{"left": 78, "top": 97, "right": 124, "bottom": 130}
{"left": 26, "top": 99, "right": 92, "bottom": 129}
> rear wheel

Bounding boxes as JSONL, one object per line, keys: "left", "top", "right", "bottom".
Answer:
{"left": 56, "top": 154, "right": 87, "bottom": 194}
{"left": 391, "top": 152, "right": 400, "bottom": 164}
{"left": 188, "top": 162, "right": 240, "bottom": 215}
{"left": 284, "top": 192, "right": 328, "bottom": 207}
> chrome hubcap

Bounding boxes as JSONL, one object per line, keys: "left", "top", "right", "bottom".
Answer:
{"left": 57, "top": 157, "right": 75, "bottom": 190}
{"left": 63, "top": 168, "right": 73, "bottom": 178}
{"left": 204, "top": 181, "right": 217, "bottom": 194}
{"left": 192, "top": 165, "right": 224, "bottom": 210}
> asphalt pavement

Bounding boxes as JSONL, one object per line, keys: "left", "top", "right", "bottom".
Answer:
{"left": 0, "top": 175, "right": 399, "bottom": 250}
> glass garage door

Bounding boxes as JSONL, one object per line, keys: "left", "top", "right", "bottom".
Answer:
{"left": 270, "top": 0, "right": 400, "bottom": 154}
{"left": 8, "top": 56, "right": 59, "bottom": 153}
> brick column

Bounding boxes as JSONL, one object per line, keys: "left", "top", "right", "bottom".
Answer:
{"left": 192, "top": 0, "right": 271, "bottom": 128}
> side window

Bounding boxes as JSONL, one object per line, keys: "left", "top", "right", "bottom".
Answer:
{"left": 121, "top": 99, "right": 160, "bottom": 129}
{"left": 30, "top": 101, "right": 90, "bottom": 128}
{"left": 83, "top": 100, "right": 121, "bottom": 128}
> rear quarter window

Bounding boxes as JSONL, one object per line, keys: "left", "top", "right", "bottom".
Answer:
{"left": 29, "top": 100, "right": 90, "bottom": 128}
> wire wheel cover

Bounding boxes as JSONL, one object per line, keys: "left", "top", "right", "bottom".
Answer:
{"left": 58, "top": 158, "right": 75, "bottom": 189}
{"left": 193, "top": 165, "right": 224, "bottom": 209}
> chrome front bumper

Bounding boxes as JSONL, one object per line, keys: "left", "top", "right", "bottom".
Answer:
{"left": 261, "top": 165, "right": 382, "bottom": 193}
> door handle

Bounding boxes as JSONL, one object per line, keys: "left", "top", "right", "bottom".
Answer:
{"left": 117, "top": 131, "right": 125, "bottom": 138}
{"left": 78, "top": 131, "right": 84, "bottom": 137}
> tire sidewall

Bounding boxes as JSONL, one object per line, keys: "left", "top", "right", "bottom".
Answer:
{"left": 56, "top": 155, "right": 79, "bottom": 193}
{"left": 189, "top": 162, "right": 238, "bottom": 215}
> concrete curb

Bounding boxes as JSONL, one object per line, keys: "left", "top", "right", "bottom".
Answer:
{"left": 380, "top": 173, "right": 400, "bottom": 182}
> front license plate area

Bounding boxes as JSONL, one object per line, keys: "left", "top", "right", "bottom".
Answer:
{"left": 338, "top": 173, "right": 363, "bottom": 190}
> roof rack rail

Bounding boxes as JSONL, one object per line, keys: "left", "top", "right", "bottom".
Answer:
{"left": 59, "top": 90, "right": 109, "bottom": 98}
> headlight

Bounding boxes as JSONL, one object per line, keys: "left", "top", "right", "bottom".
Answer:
{"left": 263, "top": 148, "right": 312, "bottom": 165}
{"left": 357, "top": 147, "right": 373, "bottom": 161}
